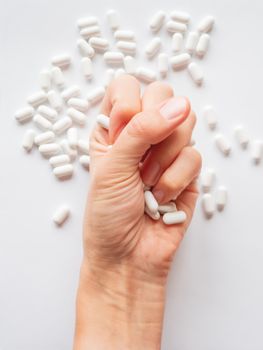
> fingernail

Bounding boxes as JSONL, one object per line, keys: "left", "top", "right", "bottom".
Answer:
{"left": 143, "top": 162, "right": 161, "bottom": 186}
{"left": 153, "top": 190, "right": 164, "bottom": 203}
{"left": 160, "top": 96, "right": 188, "bottom": 120}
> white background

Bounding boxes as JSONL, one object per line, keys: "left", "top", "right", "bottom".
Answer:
{"left": 1, "top": 0, "right": 263, "bottom": 349}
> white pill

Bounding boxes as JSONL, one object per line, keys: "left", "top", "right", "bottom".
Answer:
{"left": 124, "top": 56, "right": 136, "bottom": 75}
{"left": 80, "top": 25, "right": 101, "bottom": 39}
{"left": 37, "top": 105, "right": 58, "bottom": 122}
{"left": 53, "top": 164, "right": 74, "bottom": 179}
{"left": 33, "top": 114, "right": 53, "bottom": 131}
{"left": 60, "top": 139, "right": 78, "bottom": 161}
{"left": 67, "top": 108, "right": 86, "bottom": 126}
{"left": 39, "top": 69, "right": 51, "bottom": 91}
{"left": 61, "top": 86, "right": 81, "bottom": 101}
{"left": 53, "top": 205, "right": 70, "bottom": 226}
{"left": 116, "top": 41, "right": 136, "bottom": 55}
{"left": 158, "top": 53, "right": 169, "bottom": 78}
{"left": 78, "top": 139, "right": 90, "bottom": 154}
{"left": 77, "top": 39, "right": 95, "bottom": 58}
{"left": 34, "top": 131, "right": 55, "bottom": 145}
{"left": 188, "top": 62, "right": 204, "bottom": 85}
{"left": 166, "top": 20, "right": 187, "bottom": 34}
{"left": 81, "top": 57, "right": 93, "bottom": 79}
{"left": 163, "top": 211, "right": 187, "bottom": 225}
{"left": 67, "top": 98, "right": 90, "bottom": 113}
{"left": 201, "top": 168, "right": 215, "bottom": 193}
{"left": 114, "top": 30, "right": 135, "bottom": 41}
{"left": 51, "top": 66, "right": 65, "bottom": 89}
{"left": 77, "top": 16, "right": 98, "bottom": 29}
{"left": 87, "top": 86, "right": 105, "bottom": 105}
{"left": 97, "top": 114, "right": 110, "bottom": 130}
{"left": 51, "top": 54, "right": 71, "bottom": 68}
{"left": 47, "top": 90, "right": 63, "bottom": 112}
{"left": 49, "top": 154, "right": 70, "bottom": 167}
{"left": 203, "top": 105, "right": 218, "bottom": 130}
{"left": 53, "top": 116, "right": 72, "bottom": 135}
{"left": 67, "top": 127, "right": 78, "bottom": 149}
{"left": 202, "top": 193, "right": 215, "bottom": 219}
{"left": 215, "top": 134, "right": 231, "bottom": 156}
{"left": 185, "top": 32, "right": 199, "bottom": 54}
{"left": 104, "top": 51, "right": 124, "bottom": 66}
{"left": 104, "top": 69, "right": 115, "bottom": 87}
{"left": 149, "top": 11, "right": 166, "bottom": 33}
{"left": 144, "top": 191, "right": 158, "bottom": 214}
{"left": 145, "top": 207, "right": 161, "bottom": 221}
{"left": 145, "top": 37, "right": 161, "bottom": 58}
{"left": 216, "top": 186, "right": 227, "bottom": 212}
{"left": 196, "top": 34, "right": 210, "bottom": 57}
{"left": 251, "top": 140, "right": 263, "bottom": 164}
{"left": 15, "top": 106, "right": 34, "bottom": 123}
{"left": 79, "top": 155, "right": 90, "bottom": 170}
{"left": 136, "top": 67, "right": 157, "bottom": 83}
{"left": 115, "top": 68, "right": 125, "bottom": 78}
{"left": 172, "top": 32, "right": 183, "bottom": 53}
{"left": 89, "top": 37, "right": 109, "bottom": 52}
{"left": 158, "top": 202, "right": 177, "bottom": 214}
{"left": 22, "top": 129, "right": 36, "bottom": 152}
{"left": 107, "top": 9, "right": 120, "bottom": 31}
{"left": 27, "top": 91, "right": 47, "bottom": 108}
{"left": 170, "top": 53, "right": 191, "bottom": 70}
{"left": 171, "top": 10, "right": 190, "bottom": 23}
{"left": 197, "top": 15, "right": 215, "bottom": 33}
{"left": 39, "top": 143, "right": 60, "bottom": 157}
{"left": 234, "top": 125, "right": 249, "bottom": 149}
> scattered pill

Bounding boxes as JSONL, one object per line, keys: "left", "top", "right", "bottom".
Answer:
{"left": 144, "top": 191, "right": 158, "bottom": 214}
{"left": 114, "top": 30, "right": 135, "bottom": 41}
{"left": 115, "top": 68, "right": 125, "bottom": 78}
{"left": 104, "top": 51, "right": 124, "bottom": 66}
{"left": 145, "top": 207, "right": 161, "bottom": 221}
{"left": 234, "top": 125, "right": 249, "bottom": 149}
{"left": 185, "top": 31, "right": 199, "bottom": 54}
{"left": 145, "top": 37, "right": 161, "bottom": 58}
{"left": 78, "top": 139, "right": 90, "bottom": 154}
{"left": 87, "top": 86, "right": 105, "bottom": 105}
{"left": 116, "top": 41, "right": 136, "bottom": 55}
{"left": 53, "top": 164, "right": 74, "bottom": 179}
{"left": 216, "top": 186, "right": 227, "bottom": 211}
{"left": 51, "top": 66, "right": 65, "bottom": 89}
{"left": 196, "top": 33, "right": 210, "bottom": 57}
{"left": 251, "top": 140, "right": 263, "bottom": 164}
{"left": 77, "top": 16, "right": 98, "bottom": 29}
{"left": 49, "top": 154, "right": 70, "bottom": 168}
{"left": 77, "top": 39, "right": 95, "bottom": 58}
{"left": 166, "top": 20, "right": 187, "bottom": 34}
{"left": 171, "top": 10, "right": 190, "bottom": 23}
{"left": 15, "top": 106, "right": 34, "bottom": 123}
{"left": 124, "top": 56, "right": 136, "bottom": 75}
{"left": 80, "top": 25, "right": 101, "bottom": 39}
{"left": 67, "top": 108, "right": 86, "bottom": 126}
{"left": 203, "top": 105, "right": 218, "bottom": 130}
{"left": 149, "top": 11, "right": 166, "bottom": 33}
{"left": 170, "top": 53, "right": 191, "bottom": 70}
{"left": 60, "top": 139, "right": 78, "bottom": 161}
{"left": 53, "top": 205, "right": 70, "bottom": 226}
{"left": 34, "top": 131, "right": 55, "bottom": 145}
{"left": 89, "top": 37, "right": 109, "bottom": 52}
{"left": 61, "top": 86, "right": 81, "bottom": 101}
{"left": 81, "top": 57, "right": 93, "bottom": 79}
{"left": 53, "top": 116, "right": 72, "bottom": 135}
{"left": 47, "top": 90, "right": 63, "bottom": 112}
{"left": 67, "top": 127, "right": 78, "bottom": 149}
{"left": 22, "top": 129, "right": 36, "bottom": 152}
{"left": 39, "top": 70, "right": 51, "bottom": 91}
{"left": 79, "top": 155, "right": 90, "bottom": 170}
{"left": 188, "top": 62, "right": 204, "bottom": 85}
{"left": 215, "top": 134, "right": 231, "bottom": 156}
{"left": 96, "top": 114, "right": 110, "bottom": 130}
{"left": 163, "top": 210, "right": 187, "bottom": 225}
{"left": 202, "top": 193, "right": 215, "bottom": 219}
{"left": 51, "top": 54, "right": 71, "bottom": 68}
{"left": 197, "top": 15, "right": 215, "bottom": 33}
{"left": 27, "top": 91, "right": 47, "bottom": 108}
{"left": 104, "top": 68, "right": 115, "bottom": 86}
{"left": 107, "top": 9, "right": 120, "bottom": 31}
{"left": 158, "top": 53, "right": 169, "bottom": 77}
{"left": 158, "top": 202, "right": 177, "bottom": 214}
{"left": 39, "top": 143, "right": 60, "bottom": 157}
{"left": 33, "top": 114, "right": 53, "bottom": 131}
{"left": 37, "top": 105, "right": 58, "bottom": 122}
{"left": 68, "top": 98, "right": 90, "bottom": 112}
{"left": 136, "top": 67, "right": 157, "bottom": 83}
{"left": 172, "top": 32, "right": 183, "bottom": 53}
{"left": 201, "top": 168, "right": 215, "bottom": 193}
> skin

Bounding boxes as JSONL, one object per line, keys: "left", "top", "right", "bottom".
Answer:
{"left": 73, "top": 75, "right": 202, "bottom": 350}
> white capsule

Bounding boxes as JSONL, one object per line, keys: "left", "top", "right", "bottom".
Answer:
{"left": 33, "top": 114, "right": 53, "bottom": 131}
{"left": 51, "top": 54, "right": 71, "bottom": 68}
{"left": 80, "top": 25, "right": 101, "bottom": 39}
{"left": 114, "top": 30, "right": 135, "bottom": 41}
{"left": 124, "top": 56, "right": 136, "bottom": 75}
{"left": 79, "top": 155, "right": 90, "bottom": 170}
{"left": 22, "top": 129, "right": 36, "bottom": 152}
{"left": 158, "top": 202, "right": 177, "bottom": 214}
{"left": 47, "top": 90, "right": 63, "bottom": 112}
{"left": 144, "top": 191, "right": 158, "bottom": 214}
{"left": 61, "top": 86, "right": 81, "bottom": 101}
{"left": 77, "top": 39, "right": 95, "bottom": 58}
{"left": 251, "top": 140, "right": 263, "bottom": 164}
{"left": 60, "top": 139, "right": 78, "bottom": 161}
{"left": 53, "top": 205, "right": 70, "bottom": 226}
{"left": 34, "top": 131, "right": 55, "bottom": 145}
{"left": 188, "top": 62, "right": 204, "bottom": 85}
{"left": 203, "top": 105, "right": 217, "bottom": 130}
{"left": 87, "top": 86, "right": 105, "bottom": 105}
{"left": 53, "top": 116, "right": 72, "bottom": 135}
{"left": 78, "top": 139, "right": 90, "bottom": 154}
{"left": 77, "top": 16, "right": 98, "bottom": 29}
{"left": 136, "top": 67, "right": 157, "bottom": 83}
{"left": 49, "top": 154, "right": 70, "bottom": 168}
{"left": 202, "top": 193, "right": 215, "bottom": 219}
{"left": 104, "top": 69, "right": 115, "bottom": 87}
{"left": 39, "top": 70, "right": 51, "bottom": 91}
{"left": 185, "top": 31, "right": 199, "bottom": 54}
{"left": 107, "top": 9, "right": 120, "bottom": 31}
{"left": 116, "top": 41, "right": 136, "bottom": 55}
{"left": 89, "top": 37, "right": 109, "bottom": 52}
{"left": 149, "top": 11, "right": 166, "bottom": 33}
{"left": 170, "top": 53, "right": 191, "bottom": 70}
{"left": 171, "top": 10, "right": 190, "bottom": 23}
{"left": 216, "top": 186, "right": 227, "bottom": 212}
{"left": 234, "top": 125, "right": 249, "bottom": 149}
{"left": 166, "top": 20, "right": 187, "bottom": 34}
{"left": 97, "top": 114, "right": 110, "bottom": 130}
{"left": 15, "top": 106, "right": 34, "bottom": 123}
{"left": 158, "top": 53, "right": 169, "bottom": 78}
{"left": 201, "top": 168, "right": 215, "bottom": 193}
{"left": 197, "top": 15, "right": 215, "bottom": 33}
{"left": 67, "top": 127, "right": 78, "bottom": 149}
{"left": 37, "top": 105, "right": 58, "bottom": 122}
{"left": 196, "top": 34, "right": 210, "bottom": 58}
{"left": 215, "top": 134, "right": 231, "bottom": 156}
{"left": 67, "top": 108, "right": 86, "bottom": 126}
{"left": 39, "top": 143, "right": 60, "bottom": 157}
{"left": 145, "top": 207, "right": 161, "bottom": 221}
{"left": 53, "top": 164, "right": 74, "bottom": 179}
{"left": 67, "top": 98, "right": 90, "bottom": 113}
{"left": 145, "top": 37, "right": 161, "bottom": 58}
{"left": 115, "top": 68, "right": 125, "bottom": 78}
{"left": 51, "top": 67, "right": 65, "bottom": 89}
{"left": 81, "top": 57, "right": 93, "bottom": 80}
{"left": 172, "top": 32, "right": 183, "bottom": 53}
{"left": 27, "top": 91, "right": 47, "bottom": 108}
{"left": 163, "top": 211, "right": 187, "bottom": 225}
{"left": 104, "top": 51, "right": 124, "bottom": 66}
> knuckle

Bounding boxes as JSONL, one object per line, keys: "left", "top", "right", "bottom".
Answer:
{"left": 189, "top": 110, "right": 197, "bottom": 126}
{"left": 162, "top": 172, "right": 180, "bottom": 193}
{"left": 127, "top": 114, "right": 147, "bottom": 138}
{"left": 183, "top": 147, "right": 202, "bottom": 172}
{"left": 117, "top": 101, "right": 141, "bottom": 119}
{"left": 146, "top": 81, "right": 173, "bottom": 95}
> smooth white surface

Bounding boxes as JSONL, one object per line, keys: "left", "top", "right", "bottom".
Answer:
{"left": 1, "top": 0, "right": 263, "bottom": 349}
